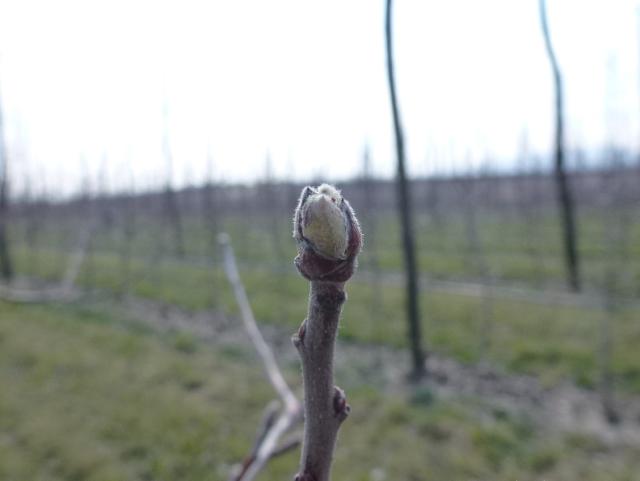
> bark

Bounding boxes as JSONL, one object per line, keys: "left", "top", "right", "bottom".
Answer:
{"left": 385, "top": 0, "right": 426, "bottom": 378}
{"left": 292, "top": 281, "right": 348, "bottom": 481}
{"left": 539, "top": 0, "right": 581, "bottom": 291}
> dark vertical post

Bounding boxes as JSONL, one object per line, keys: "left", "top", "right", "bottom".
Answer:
{"left": 385, "top": 0, "right": 426, "bottom": 378}
{"left": 0, "top": 81, "right": 14, "bottom": 281}
{"left": 539, "top": 0, "right": 581, "bottom": 291}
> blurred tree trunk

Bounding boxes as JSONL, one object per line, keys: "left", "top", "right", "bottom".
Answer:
{"left": 600, "top": 265, "right": 619, "bottom": 424}
{"left": 516, "top": 149, "right": 546, "bottom": 287}
{"left": 79, "top": 168, "right": 95, "bottom": 290}
{"left": 459, "top": 174, "right": 494, "bottom": 361}
{"left": 23, "top": 176, "right": 40, "bottom": 276}
{"left": 359, "top": 146, "right": 379, "bottom": 272}
{"left": 597, "top": 154, "right": 631, "bottom": 425}
{"left": 120, "top": 174, "right": 137, "bottom": 298}
{"left": 0, "top": 85, "right": 14, "bottom": 282}
{"left": 163, "top": 184, "right": 185, "bottom": 258}
{"left": 0, "top": 160, "right": 12, "bottom": 282}
{"left": 358, "top": 145, "right": 383, "bottom": 333}
{"left": 385, "top": 0, "right": 426, "bottom": 379}
{"left": 162, "top": 100, "right": 185, "bottom": 259}
{"left": 539, "top": 0, "right": 580, "bottom": 291}
{"left": 261, "top": 155, "right": 285, "bottom": 266}
{"left": 202, "top": 155, "right": 219, "bottom": 254}
{"left": 202, "top": 155, "right": 220, "bottom": 307}
{"left": 261, "top": 155, "right": 289, "bottom": 325}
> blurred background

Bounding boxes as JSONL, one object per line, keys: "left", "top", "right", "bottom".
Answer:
{"left": 1, "top": 0, "right": 640, "bottom": 480}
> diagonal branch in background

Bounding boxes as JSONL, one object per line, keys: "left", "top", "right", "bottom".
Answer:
{"left": 61, "top": 226, "right": 93, "bottom": 293}
{"left": 219, "top": 233, "right": 302, "bottom": 481}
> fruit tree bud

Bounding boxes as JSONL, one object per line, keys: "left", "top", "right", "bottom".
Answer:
{"left": 293, "top": 184, "right": 362, "bottom": 282}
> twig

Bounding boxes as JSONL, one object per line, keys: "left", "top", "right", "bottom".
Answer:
{"left": 292, "top": 184, "right": 362, "bottom": 481}
{"left": 269, "top": 432, "right": 302, "bottom": 459}
{"left": 219, "top": 233, "right": 302, "bottom": 481}
{"left": 219, "top": 233, "right": 299, "bottom": 412}
{"left": 62, "top": 226, "right": 93, "bottom": 292}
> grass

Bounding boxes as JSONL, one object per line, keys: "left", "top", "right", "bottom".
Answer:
{"left": 0, "top": 301, "right": 267, "bottom": 481}
{"left": 11, "top": 244, "right": 640, "bottom": 394}
{"left": 11, "top": 206, "right": 640, "bottom": 290}
{"left": 1, "top": 300, "right": 639, "bottom": 480}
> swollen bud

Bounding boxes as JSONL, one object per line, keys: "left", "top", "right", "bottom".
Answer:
{"left": 301, "top": 184, "right": 348, "bottom": 260}
{"left": 293, "top": 184, "right": 362, "bottom": 282}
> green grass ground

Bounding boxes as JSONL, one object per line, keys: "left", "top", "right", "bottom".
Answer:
{"left": 12, "top": 246, "right": 640, "bottom": 394}
{"left": 12, "top": 207, "right": 640, "bottom": 291}
{"left": 1, "top": 300, "right": 639, "bottom": 480}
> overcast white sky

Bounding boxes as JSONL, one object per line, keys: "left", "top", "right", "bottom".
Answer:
{"left": 0, "top": 0, "right": 639, "bottom": 196}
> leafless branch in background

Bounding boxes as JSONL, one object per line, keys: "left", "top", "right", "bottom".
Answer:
{"left": 203, "top": 155, "right": 219, "bottom": 243}
{"left": 162, "top": 98, "right": 185, "bottom": 259}
{"left": 260, "top": 155, "right": 290, "bottom": 325}
{"left": 385, "top": 0, "right": 427, "bottom": 379}
{"left": 0, "top": 225, "right": 92, "bottom": 303}
{"left": 0, "top": 79, "right": 14, "bottom": 282}
{"left": 120, "top": 170, "right": 137, "bottom": 297}
{"left": 61, "top": 226, "right": 93, "bottom": 294}
{"left": 357, "top": 145, "right": 383, "bottom": 331}
{"left": 515, "top": 136, "right": 546, "bottom": 287}
{"left": 21, "top": 172, "right": 40, "bottom": 276}
{"left": 77, "top": 162, "right": 97, "bottom": 290}
{"left": 458, "top": 172, "right": 494, "bottom": 361}
{"left": 423, "top": 165, "right": 444, "bottom": 231}
{"left": 162, "top": 182, "right": 185, "bottom": 259}
{"left": 202, "top": 153, "right": 220, "bottom": 307}
{"left": 539, "top": 0, "right": 581, "bottom": 292}
{"left": 596, "top": 152, "right": 632, "bottom": 425}
{"left": 262, "top": 155, "right": 286, "bottom": 265}
{"left": 292, "top": 184, "right": 362, "bottom": 481}
{"left": 219, "top": 233, "right": 302, "bottom": 481}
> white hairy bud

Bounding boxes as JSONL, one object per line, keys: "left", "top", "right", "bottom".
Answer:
{"left": 301, "top": 184, "right": 348, "bottom": 260}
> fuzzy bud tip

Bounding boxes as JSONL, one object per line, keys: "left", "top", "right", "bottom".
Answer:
{"left": 293, "top": 184, "right": 362, "bottom": 282}
{"left": 301, "top": 184, "right": 348, "bottom": 260}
